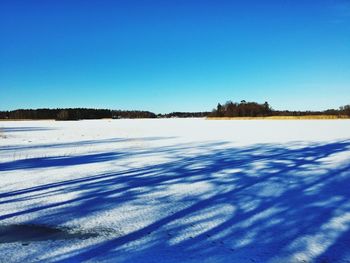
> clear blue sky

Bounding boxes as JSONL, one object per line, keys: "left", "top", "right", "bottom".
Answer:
{"left": 0, "top": 0, "right": 349, "bottom": 113}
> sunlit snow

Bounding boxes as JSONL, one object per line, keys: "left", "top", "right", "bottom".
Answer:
{"left": 0, "top": 119, "right": 349, "bottom": 262}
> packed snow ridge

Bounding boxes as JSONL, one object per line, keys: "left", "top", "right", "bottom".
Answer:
{"left": 0, "top": 119, "right": 350, "bottom": 263}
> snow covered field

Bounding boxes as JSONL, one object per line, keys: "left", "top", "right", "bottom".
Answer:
{"left": 0, "top": 119, "right": 350, "bottom": 263}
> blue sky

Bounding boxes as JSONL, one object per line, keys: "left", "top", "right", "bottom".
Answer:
{"left": 0, "top": 0, "right": 349, "bottom": 113}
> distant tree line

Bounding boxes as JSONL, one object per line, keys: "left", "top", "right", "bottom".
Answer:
{"left": 0, "top": 109, "right": 60, "bottom": 120}
{"left": 0, "top": 108, "right": 111, "bottom": 120}
{"left": 0, "top": 108, "right": 157, "bottom": 120}
{"left": 112, "top": 110, "right": 156, "bottom": 119}
{"left": 0, "top": 108, "right": 210, "bottom": 120}
{"left": 158, "top": 112, "right": 210, "bottom": 118}
{"left": 1, "top": 103, "right": 349, "bottom": 120}
{"left": 210, "top": 100, "right": 350, "bottom": 117}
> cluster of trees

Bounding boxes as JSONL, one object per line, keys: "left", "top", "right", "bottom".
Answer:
{"left": 210, "top": 100, "right": 350, "bottom": 117}
{"left": 210, "top": 100, "right": 273, "bottom": 117}
{"left": 339, "top": 105, "right": 350, "bottom": 116}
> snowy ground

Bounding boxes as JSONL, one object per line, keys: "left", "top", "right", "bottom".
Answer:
{"left": 0, "top": 119, "right": 350, "bottom": 263}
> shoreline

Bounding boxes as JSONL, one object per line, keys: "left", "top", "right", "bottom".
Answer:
{"left": 1, "top": 115, "right": 349, "bottom": 121}
{"left": 206, "top": 115, "right": 350, "bottom": 120}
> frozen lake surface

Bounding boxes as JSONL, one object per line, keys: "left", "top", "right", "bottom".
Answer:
{"left": 0, "top": 119, "right": 350, "bottom": 262}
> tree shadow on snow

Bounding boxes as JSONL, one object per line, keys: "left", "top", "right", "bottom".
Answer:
{"left": 1, "top": 127, "right": 55, "bottom": 133}
{"left": 1, "top": 139, "right": 350, "bottom": 262}
{"left": 0, "top": 224, "right": 97, "bottom": 243}
{"left": 0, "top": 136, "right": 176, "bottom": 152}
{"left": 0, "top": 152, "right": 123, "bottom": 171}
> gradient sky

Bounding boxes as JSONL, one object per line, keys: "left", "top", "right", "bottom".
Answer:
{"left": 0, "top": 0, "right": 349, "bottom": 113}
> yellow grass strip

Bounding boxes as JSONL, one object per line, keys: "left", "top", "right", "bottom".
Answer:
{"left": 207, "top": 115, "right": 350, "bottom": 120}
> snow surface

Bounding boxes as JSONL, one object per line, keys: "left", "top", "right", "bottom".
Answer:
{"left": 0, "top": 119, "right": 350, "bottom": 263}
